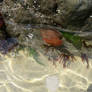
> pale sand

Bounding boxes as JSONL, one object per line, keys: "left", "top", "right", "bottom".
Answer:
{"left": 0, "top": 49, "right": 92, "bottom": 92}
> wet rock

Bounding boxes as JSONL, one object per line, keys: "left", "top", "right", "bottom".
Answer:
{"left": 28, "top": 0, "right": 58, "bottom": 14}
{"left": 1, "top": 0, "right": 92, "bottom": 37}
{"left": 0, "top": 0, "right": 3, "bottom": 3}
{"left": 38, "top": 0, "right": 58, "bottom": 14}
{"left": 65, "top": 6, "right": 92, "bottom": 29}
{"left": 81, "top": 16, "right": 92, "bottom": 32}
{"left": 0, "top": 38, "right": 18, "bottom": 54}
{"left": 0, "top": 12, "right": 11, "bottom": 40}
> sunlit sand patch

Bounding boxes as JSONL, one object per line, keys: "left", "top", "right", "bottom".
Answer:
{"left": 1, "top": 48, "right": 92, "bottom": 71}
{"left": 2, "top": 49, "right": 91, "bottom": 74}
{"left": 0, "top": 48, "right": 92, "bottom": 92}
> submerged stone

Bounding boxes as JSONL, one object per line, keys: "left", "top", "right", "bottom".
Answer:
{"left": 0, "top": 38, "right": 18, "bottom": 54}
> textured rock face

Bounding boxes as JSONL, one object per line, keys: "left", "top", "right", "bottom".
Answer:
{"left": 81, "top": 17, "right": 92, "bottom": 32}
{"left": 35, "top": 0, "right": 58, "bottom": 14}
{"left": 1, "top": 0, "right": 92, "bottom": 31}
{"left": 65, "top": 0, "right": 92, "bottom": 8}
{"left": 0, "top": 0, "right": 91, "bottom": 48}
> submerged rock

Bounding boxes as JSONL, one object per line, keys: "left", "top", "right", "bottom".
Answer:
{"left": 0, "top": 38, "right": 18, "bottom": 54}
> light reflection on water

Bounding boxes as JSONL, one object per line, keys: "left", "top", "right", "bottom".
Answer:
{"left": 0, "top": 48, "right": 92, "bottom": 92}
{"left": 0, "top": 18, "right": 92, "bottom": 92}
{"left": 0, "top": 0, "right": 92, "bottom": 92}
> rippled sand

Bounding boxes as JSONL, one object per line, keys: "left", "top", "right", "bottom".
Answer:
{"left": 0, "top": 49, "right": 92, "bottom": 92}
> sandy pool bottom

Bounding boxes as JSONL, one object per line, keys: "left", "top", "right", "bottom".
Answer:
{"left": 0, "top": 50, "right": 92, "bottom": 92}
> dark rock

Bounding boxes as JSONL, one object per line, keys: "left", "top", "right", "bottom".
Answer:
{"left": 87, "top": 84, "right": 92, "bottom": 92}
{"left": 0, "top": 0, "right": 3, "bottom": 3}
{"left": 0, "top": 12, "right": 11, "bottom": 40}
{"left": 81, "top": 16, "right": 92, "bottom": 32}
{"left": 66, "top": 6, "right": 92, "bottom": 28}
{"left": 0, "top": 38, "right": 18, "bottom": 54}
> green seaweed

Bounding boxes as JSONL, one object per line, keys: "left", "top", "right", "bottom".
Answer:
{"left": 59, "top": 30, "right": 82, "bottom": 50}
{"left": 28, "top": 48, "right": 44, "bottom": 66}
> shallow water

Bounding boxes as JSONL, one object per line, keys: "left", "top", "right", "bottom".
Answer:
{"left": 0, "top": 45, "right": 92, "bottom": 92}
{"left": 0, "top": 0, "right": 92, "bottom": 92}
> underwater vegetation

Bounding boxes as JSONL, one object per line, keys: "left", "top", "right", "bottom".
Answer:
{"left": 15, "top": 45, "right": 44, "bottom": 66}
{"left": 0, "top": 13, "right": 91, "bottom": 68}
{"left": 59, "top": 29, "right": 91, "bottom": 68}
{"left": 0, "top": 6, "right": 91, "bottom": 69}
{"left": 0, "top": 12, "right": 11, "bottom": 39}
{"left": 40, "top": 28, "right": 92, "bottom": 68}
{"left": 28, "top": 47, "right": 44, "bottom": 66}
